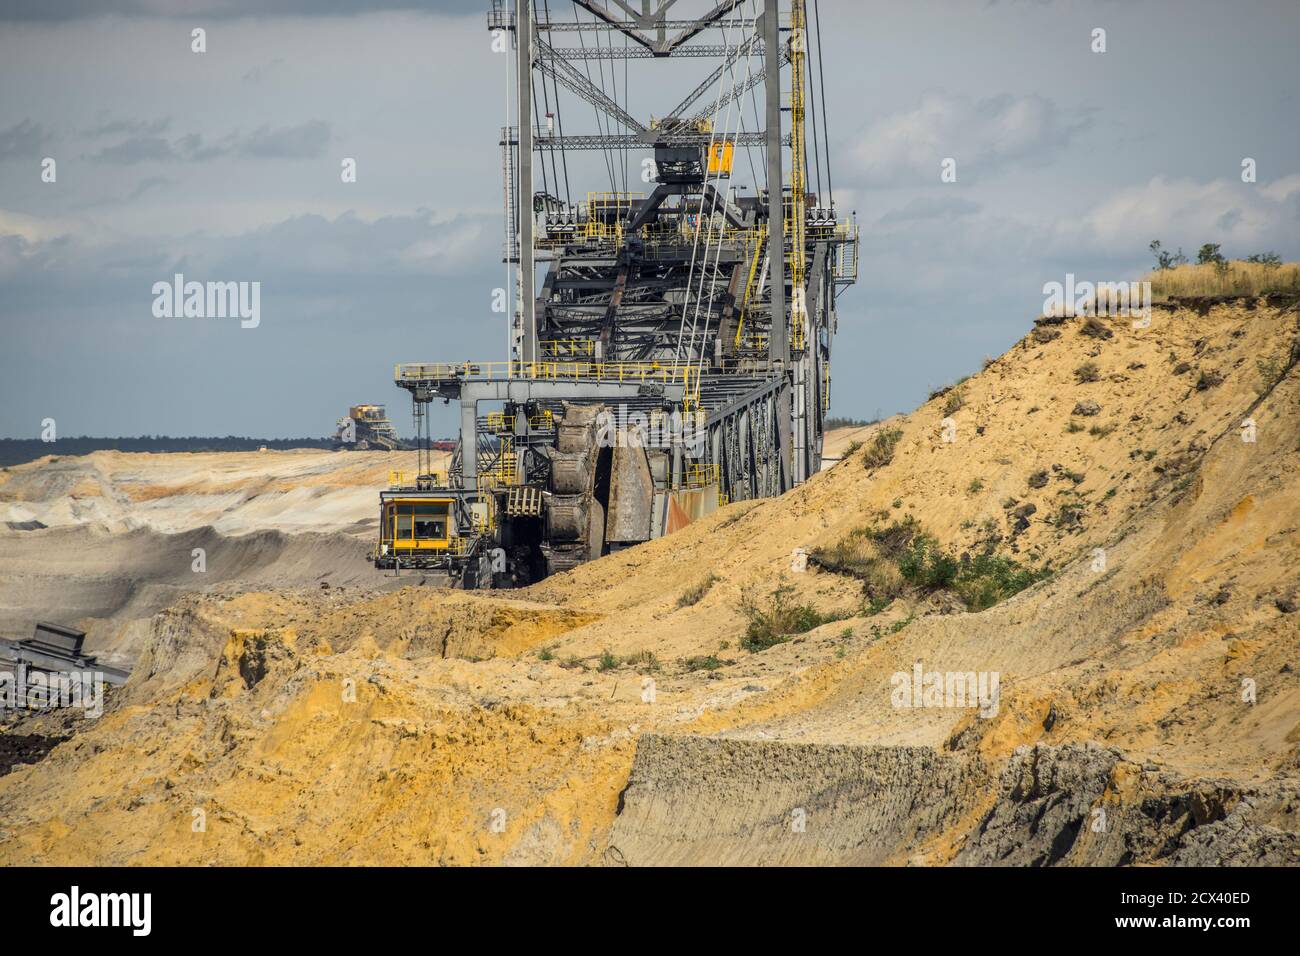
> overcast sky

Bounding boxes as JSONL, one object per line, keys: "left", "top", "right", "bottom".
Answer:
{"left": 1, "top": 0, "right": 1297, "bottom": 439}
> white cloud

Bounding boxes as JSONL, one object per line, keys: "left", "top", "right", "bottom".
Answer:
{"left": 845, "top": 92, "right": 1091, "bottom": 187}
{"left": 1078, "top": 174, "right": 1300, "bottom": 253}
{"left": 0, "top": 206, "right": 496, "bottom": 283}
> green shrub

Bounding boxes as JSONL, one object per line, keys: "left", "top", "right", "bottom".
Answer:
{"left": 897, "top": 534, "right": 959, "bottom": 590}
{"left": 813, "top": 517, "right": 1050, "bottom": 613}
{"left": 863, "top": 428, "right": 903, "bottom": 469}
{"left": 598, "top": 649, "right": 618, "bottom": 671}
{"left": 1256, "top": 356, "right": 1284, "bottom": 394}
{"left": 812, "top": 527, "right": 906, "bottom": 602}
{"left": 1196, "top": 243, "right": 1226, "bottom": 266}
{"left": 956, "top": 553, "right": 1054, "bottom": 611}
{"left": 626, "top": 649, "right": 660, "bottom": 672}
{"left": 738, "top": 584, "right": 844, "bottom": 652}
{"left": 683, "top": 654, "right": 723, "bottom": 672}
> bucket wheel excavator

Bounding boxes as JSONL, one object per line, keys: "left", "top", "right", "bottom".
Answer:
{"left": 375, "top": 0, "right": 856, "bottom": 588}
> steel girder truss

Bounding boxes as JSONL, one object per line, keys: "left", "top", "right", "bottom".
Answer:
{"left": 706, "top": 377, "right": 788, "bottom": 500}
{"left": 569, "top": 0, "right": 750, "bottom": 55}
{"left": 541, "top": 248, "right": 750, "bottom": 366}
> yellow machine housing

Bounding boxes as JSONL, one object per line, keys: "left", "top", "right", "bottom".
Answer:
{"left": 707, "top": 140, "right": 734, "bottom": 175}
{"left": 378, "top": 496, "right": 454, "bottom": 559}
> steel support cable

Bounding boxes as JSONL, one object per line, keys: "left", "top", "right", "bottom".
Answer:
{"left": 623, "top": 31, "right": 629, "bottom": 193}
{"left": 804, "top": 5, "right": 822, "bottom": 204}
{"left": 672, "top": 8, "right": 743, "bottom": 367}
{"left": 813, "top": 0, "right": 832, "bottom": 208}
{"left": 738, "top": 106, "right": 759, "bottom": 192}
{"left": 606, "top": 26, "right": 627, "bottom": 194}
{"left": 542, "top": 0, "right": 572, "bottom": 205}
{"left": 687, "top": 7, "right": 754, "bottom": 376}
{"left": 531, "top": 59, "right": 551, "bottom": 202}
{"left": 505, "top": 7, "right": 516, "bottom": 361}
{"left": 572, "top": 3, "right": 618, "bottom": 192}
{"left": 537, "top": 0, "right": 565, "bottom": 205}
{"left": 595, "top": 22, "right": 617, "bottom": 190}
{"left": 539, "top": 24, "right": 642, "bottom": 130}
{"left": 691, "top": 6, "right": 759, "bottom": 385}
{"left": 601, "top": 21, "right": 628, "bottom": 193}
{"left": 732, "top": 22, "right": 762, "bottom": 194}
{"left": 681, "top": 4, "right": 752, "bottom": 373}
{"left": 746, "top": 43, "right": 766, "bottom": 191}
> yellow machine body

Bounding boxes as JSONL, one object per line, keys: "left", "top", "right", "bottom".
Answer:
{"left": 707, "top": 141, "right": 734, "bottom": 175}
{"left": 378, "top": 497, "right": 454, "bottom": 555}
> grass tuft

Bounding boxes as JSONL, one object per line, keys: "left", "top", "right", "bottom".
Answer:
{"left": 677, "top": 573, "right": 719, "bottom": 608}
{"left": 1144, "top": 260, "right": 1300, "bottom": 299}
{"left": 862, "top": 428, "right": 903, "bottom": 469}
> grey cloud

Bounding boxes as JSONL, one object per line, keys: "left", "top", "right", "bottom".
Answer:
{"left": 241, "top": 59, "right": 285, "bottom": 84}
{"left": 80, "top": 116, "right": 171, "bottom": 139}
{"left": 878, "top": 195, "right": 983, "bottom": 224}
{"left": 238, "top": 120, "right": 330, "bottom": 159}
{"left": 0, "top": 119, "right": 53, "bottom": 161}
{"left": 129, "top": 175, "right": 172, "bottom": 199}
{"left": 90, "top": 134, "right": 176, "bottom": 164}
{"left": 88, "top": 121, "right": 330, "bottom": 164}
{"left": 0, "top": 0, "right": 482, "bottom": 20}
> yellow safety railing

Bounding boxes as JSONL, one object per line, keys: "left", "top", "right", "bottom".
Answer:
{"left": 541, "top": 338, "right": 595, "bottom": 358}
{"left": 396, "top": 360, "right": 699, "bottom": 385}
{"left": 478, "top": 436, "right": 517, "bottom": 490}
{"left": 387, "top": 470, "right": 447, "bottom": 488}
{"left": 683, "top": 462, "right": 720, "bottom": 489}
{"left": 833, "top": 222, "right": 859, "bottom": 282}
{"left": 584, "top": 192, "right": 640, "bottom": 243}
{"left": 734, "top": 226, "right": 768, "bottom": 349}
{"left": 485, "top": 411, "right": 514, "bottom": 433}
{"left": 487, "top": 410, "right": 558, "bottom": 432}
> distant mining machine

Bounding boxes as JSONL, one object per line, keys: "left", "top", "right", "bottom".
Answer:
{"left": 334, "top": 404, "right": 406, "bottom": 451}
{"left": 376, "top": 0, "right": 857, "bottom": 587}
